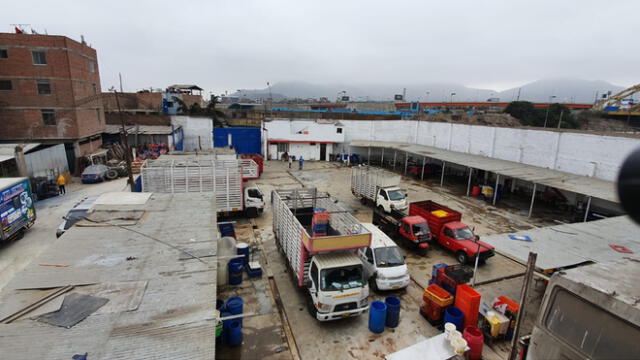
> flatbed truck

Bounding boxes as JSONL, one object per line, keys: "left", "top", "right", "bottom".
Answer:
{"left": 352, "top": 166, "right": 407, "bottom": 213}
{"left": 272, "top": 188, "right": 371, "bottom": 321}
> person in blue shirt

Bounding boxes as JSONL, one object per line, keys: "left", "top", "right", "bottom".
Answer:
{"left": 298, "top": 156, "right": 304, "bottom": 170}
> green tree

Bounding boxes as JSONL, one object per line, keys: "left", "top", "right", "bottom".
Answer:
{"left": 504, "top": 101, "right": 540, "bottom": 126}
{"left": 206, "top": 95, "right": 226, "bottom": 127}
{"left": 189, "top": 102, "right": 203, "bottom": 114}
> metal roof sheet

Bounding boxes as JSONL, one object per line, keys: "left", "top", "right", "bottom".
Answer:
{"left": 482, "top": 216, "right": 640, "bottom": 271}
{"left": 351, "top": 141, "right": 618, "bottom": 202}
{"left": 313, "top": 251, "right": 363, "bottom": 269}
{"left": 0, "top": 192, "right": 218, "bottom": 359}
{"left": 0, "top": 143, "right": 41, "bottom": 162}
{"left": 0, "top": 177, "right": 27, "bottom": 189}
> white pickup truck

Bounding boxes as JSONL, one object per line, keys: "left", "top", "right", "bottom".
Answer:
{"left": 351, "top": 166, "right": 407, "bottom": 213}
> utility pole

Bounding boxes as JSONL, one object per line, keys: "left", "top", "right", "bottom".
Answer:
{"left": 543, "top": 95, "right": 556, "bottom": 128}
{"left": 508, "top": 252, "right": 537, "bottom": 360}
{"left": 557, "top": 110, "right": 564, "bottom": 129}
{"left": 119, "top": 73, "right": 123, "bottom": 92}
{"left": 112, "top": 89, "right": 135, "bottom": 192}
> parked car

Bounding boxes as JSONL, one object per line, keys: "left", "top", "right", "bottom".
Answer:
{"left": 56, "top": 195, "right": 99, "bottom": 237}
{"left": 81, "top": 164, "right": 110, "bottom": 183}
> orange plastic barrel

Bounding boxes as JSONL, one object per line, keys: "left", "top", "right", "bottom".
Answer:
{"left": 463, "top": 326, "right": 484, "bottom": 360}
{"left": 472, "top": 185, "right": 481, "bottom": 197}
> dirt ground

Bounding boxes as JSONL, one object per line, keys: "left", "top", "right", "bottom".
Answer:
{"left": 216, "top": 160, "right": 549, "bottom": 360}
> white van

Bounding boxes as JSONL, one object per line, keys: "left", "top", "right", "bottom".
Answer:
{"left": 358, "top": 223, "right": 411, "bottom": 291}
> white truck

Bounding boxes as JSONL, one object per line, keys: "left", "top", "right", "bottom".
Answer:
{"left": 272, "top": 188, "right": 371, "bottom": 321}
{"left": 351, "top": 166, "right": 407, "bottom": 213}
{"left": 524, "top": 258, "right": 639, "bottom": 360}
{"left": 358, "top": 223, "right": 411, "bottom": 292}
{"left": 141, "top": 157, "right": 264, "bottom": 217}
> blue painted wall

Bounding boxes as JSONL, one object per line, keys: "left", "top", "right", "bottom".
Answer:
{"left": 213, "top": 127, "right": 261, "bottom": 154}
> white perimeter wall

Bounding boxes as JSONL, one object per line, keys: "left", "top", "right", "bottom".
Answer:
{"left": 337, "top": 120, "right": 640, "bottom": 182}
{"left": 171, "top": 116, "right": 213, "bottom": 151}
{"left": 268, "top": 143, "right": 332, "bottom": 161}
{"left": 264, "top": 119, "right": 345, "bottom": 143}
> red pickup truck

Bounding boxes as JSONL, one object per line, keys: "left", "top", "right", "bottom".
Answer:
{"left": 409, "top": 200, "right": 495, "bottom": 264}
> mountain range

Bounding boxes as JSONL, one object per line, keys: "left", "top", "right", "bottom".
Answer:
{"left": 231, "top": 78, "right": 626, "bottom": 104}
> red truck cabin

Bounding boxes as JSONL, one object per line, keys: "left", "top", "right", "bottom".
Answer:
{"left": 401, "top": 215, "right": 431, "bottom": 241}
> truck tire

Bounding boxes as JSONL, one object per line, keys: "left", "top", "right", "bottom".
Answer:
{"left": 306, "top": 295, "right": 318, "bottom": 319}
{"left": 360, "top": 197, "right": 367, "bottom": 205}
{"left": 377, "top": 205, "right": 384, "bottom": 213}
{"left": 246, "top": 207, "right": 258, "bottom": 218}
{"left": 105, "top": 169, "right": 119, "bottom": 180}
{"left": 456, "top": 251, "right": 469, "bottom": 264}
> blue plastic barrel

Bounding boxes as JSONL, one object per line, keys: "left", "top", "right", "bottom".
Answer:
{"left": 228, "top": 258, "right": 243, "bottom": 285}
{"left": 385, "top": 297, "right": 401, "bottom": 328}
{"left": 220, "top": 311, "right": 231, "bottom": 344}
{"left": 226, "top": 296, "right": 244, "bottom": 326}
{"left": 236, "top": 243, "right": 250, "bottom": 265}
{"left": 226, "top": 319, "right": 243, "bottom": 346}
{"left": 444, "top": 306, "right": 464, "bottom": 331}
{"left": 369, "top": 300, "right": 387, "bottom": 334}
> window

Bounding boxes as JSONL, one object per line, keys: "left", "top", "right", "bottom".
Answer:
{"left": 32, "top": 51, "right": 47, "bottom": 65}
{"left": 310, "top": 263, "right": 318, "bottom": 287}
{"left": 403, "top": 222, "right": 411, "bottom": 235}
{"left": 444, "top": 228, "right": 455, "bottom": 238}
{"left": 92, "top": 83, "right": 97, "bottom": 95}
{"left": 88, "top": 61, "right": 95, "bottom": 73}
{"left": 365, "top": 248, "right": 374, "bottom": 263}
{"left": 0, "top": 49, "right": 7, "bottom": 59}
{"left": 379, "top": 190, "right": 388, "bottom": 200}
{"left": 336, "top": 128, "right": 343, "bottom": 134}
{"left": 96, "top": 109, "right": 101, "bottom": 124}
{"left": 310, "top": 142, "right": 316, "bottom": 145}
{"left": 544, "top": 288, "right": 640, "bottom": 359}
{"left": 277, "top": 143, "right": 289, "bottom": 152}
{"left": 0, "top": 80, "right": 11, "bottom": 91}
{"left": 41, "top": 109, "right": 56, "bottom": 125}
{"left": 36, "top": 79, "right": 51, "bottom": 95}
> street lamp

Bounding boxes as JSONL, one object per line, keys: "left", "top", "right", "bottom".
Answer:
{"left": 543, "top": 95, "right": 557, "bottom": 128}
{"left": 450, "top": 92, "right": 456, "bottom": 103}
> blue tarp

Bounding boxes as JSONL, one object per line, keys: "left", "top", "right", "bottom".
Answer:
{"left": 213, "top": 127, "right": 261, "bottom": 154}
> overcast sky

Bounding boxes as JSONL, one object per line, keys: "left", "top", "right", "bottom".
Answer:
{"left": 3, "top": 0, "right": 638, "bottom": 95}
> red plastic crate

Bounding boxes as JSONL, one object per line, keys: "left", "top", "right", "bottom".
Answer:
{"left": 421, "top": 298, "right": 445, "bottom": 323}
{"left": 495, "top": 295, "right": 519, "bottom": 315}
{"left": 455, "top": 284, "right": 481, "bottom": 329}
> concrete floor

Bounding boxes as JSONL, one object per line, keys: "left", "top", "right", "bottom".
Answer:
{"left": 1, "top": 161, "right": 546, "bottom": 359}
{"left": 0, "top": 177, "right": 128, "bottom": 292}
{"left": 234, "top": 160, "right": 546, "bottom": 360}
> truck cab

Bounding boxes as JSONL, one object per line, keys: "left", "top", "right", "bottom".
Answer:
{"left": 438, "top": 222, "right": 494, "bottom": 264}
{"left": 244, "top": 186, "right": 264, "bottom": 218}
{"left": 526, "top": 259, "right": 640, "bottom": 360}
{"left": 376, "top": 187, "right": 407, "bottom": 213}
{"left": 359, "top": 223, "right": 410, "bottom": 291}
{"left": 307, "top": 252, "right": 369, "bottom": 321}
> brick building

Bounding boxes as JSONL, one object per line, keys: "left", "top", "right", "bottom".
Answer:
{"left": 0, "top": 32, "right": 105, "bottom": 171}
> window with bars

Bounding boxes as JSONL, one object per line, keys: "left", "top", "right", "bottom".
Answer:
{"left": 32, "top": 51, "right": 47, "bottom": 65}
{"left": 0, "top": 80, "right": 12, "bottom": 91}
{"left": 0, "top": 49, "right": 7, "bottom": 59}
{"left": 89, "top": 61, "right": 95, "bottom": 73}
{"left": 41, "top": 109, "right": 56, "bottom": 126}
{"left": 37, "top": 79, "right": 51, "bottom": 95}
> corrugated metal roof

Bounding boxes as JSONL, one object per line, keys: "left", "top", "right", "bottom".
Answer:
{"left": 0, "top": 143, "right": 41, "bottom": 162}
{"left": 483, "top": 216, "right": 640, "bottom": 271}
{"left": 351, "top": 140, "right": 618, "bottom": 202}
{"left": 0, "top": 193, "right": 218, "bottom": 359}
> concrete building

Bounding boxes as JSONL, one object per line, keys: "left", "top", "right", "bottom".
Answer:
{"left": 263, "top": 118, "right": 345, "bottom": 161}
{"left": 0, "top": 32, "right": 105, "bottom": 172}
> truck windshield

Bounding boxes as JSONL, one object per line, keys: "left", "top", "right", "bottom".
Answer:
{"left": 374, "top": 247, "right": 404, "bottom": 267}
{"left": 455, "top": 227, "right": 474, "bottom": 240}
{"left": 387, "top": 189, "right": 405, "bottom": 201}
{"left": 413, "top": 223, "right": 430, "bottom": 236}
{"left": 320, "top": 265, "right": 364, "bottom": 291}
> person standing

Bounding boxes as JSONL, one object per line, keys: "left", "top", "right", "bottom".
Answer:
{"left": 57, "top": 174, "right": 66, "bottom": 195}
{"left": 288, "top": 156, "right": 292, "bottom": 169}
{"left": 298, "top": 156, "right": 304, "bottom": 170}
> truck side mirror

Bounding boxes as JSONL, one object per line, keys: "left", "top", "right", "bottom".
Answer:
{"left": 475, "top": 235, "right": 480, "bottom": 241}
{"left": 305, "top": 280, "right": 313, "bottom": 289}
